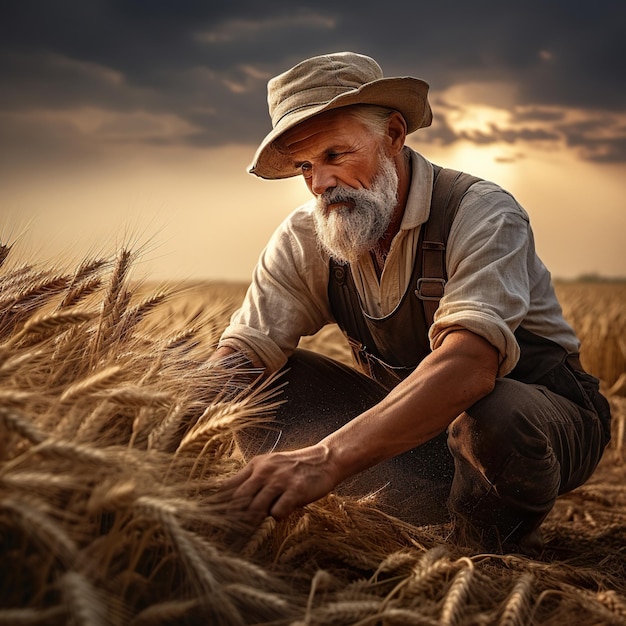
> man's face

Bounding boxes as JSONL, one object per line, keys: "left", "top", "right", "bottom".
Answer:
{"left": 281, "top": 109, "right": 399, "bottom": 264}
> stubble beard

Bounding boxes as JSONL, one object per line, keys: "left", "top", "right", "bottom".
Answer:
{"left": 313, "top": 153, "right": 399, "bottom": 265}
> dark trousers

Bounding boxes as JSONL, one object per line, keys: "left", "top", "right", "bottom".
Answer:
{"left": 237, "top": 349, "right": 611, "bottom": 542}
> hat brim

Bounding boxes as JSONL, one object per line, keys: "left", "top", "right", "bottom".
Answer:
{"left": 248, "top": 76, "right": 432, "bottom": 180}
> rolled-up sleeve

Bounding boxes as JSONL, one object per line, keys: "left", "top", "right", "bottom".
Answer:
{"left": 219, "top": 205, "right": 333, "bottom": 373}
{"left": 429, "top": 183, "right": 532, "bottom": 376}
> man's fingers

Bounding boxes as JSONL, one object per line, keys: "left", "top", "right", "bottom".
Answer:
{"left": 268, "top": 491, "right": 300, "bottom": 520}
{"left": 219, "top": 463, "right": 281, "bottom": 522}
{"left": 215, "top": 448, "right": 331, "bottom": 526}
{"left": 247, "top": 483, "right": 285, "bottom": 520}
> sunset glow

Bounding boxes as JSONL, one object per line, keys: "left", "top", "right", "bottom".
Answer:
{"left": 1, "top": 2, "right": 624, "bottom": 282}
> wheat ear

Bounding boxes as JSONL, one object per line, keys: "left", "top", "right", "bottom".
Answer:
{"left": 60, "top": 571, "right": 121, "bottom": 626}
{"left": 0, "top": 407, "right": 46, "bottom": 444}
{"left": 497, "top": 573, "right": 534, "bottom": 626}
{"left": 439, "top": 558, "right": 475, "bottom": 626}
{"left": 0, "top": 606, "right": 66, "bottom": 625}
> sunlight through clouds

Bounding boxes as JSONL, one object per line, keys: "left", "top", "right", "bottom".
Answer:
{"left": 0, "top": 1, "right": 623, "bottom": 281}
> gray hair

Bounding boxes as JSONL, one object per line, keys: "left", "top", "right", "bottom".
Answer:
{"left": 343, "top": 104, "right": 397, "bottom": 137}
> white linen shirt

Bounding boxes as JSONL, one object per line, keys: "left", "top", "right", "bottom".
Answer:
{"left": 219, "top": 149, "right": 579, "bottom": 376}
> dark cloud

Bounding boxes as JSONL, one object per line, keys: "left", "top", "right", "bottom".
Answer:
{"left": 416, "top": 109, "right": 625, "bottom": 165}
{"left": 1, "top": 0, "right": 625, "bottom": 162}
{"left": 494, "top": 153, "right": 526, "bottom": 164}
{"left": 476, "top": 125, "right": 561, "bottom": 145}
{"left": 559, "top": 117, "right": 626, "bottom": 163}
{"left": 511, "top": 108, "right": 567, "bottom": 123}
{"left": 417, "top": 112, "right": 561, "bottom": 149}
{"left": 415, "top": 115, "right": 459, "bottom": 147}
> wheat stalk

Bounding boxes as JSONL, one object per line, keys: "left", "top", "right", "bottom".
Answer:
{"left": 0, "top": 407, "right": 47, "bottom": 444}
{"left": 134, "top": 497, "right": 219, "bottom": 591}
{"left": 31, "top": 438, "right": 118, "bottom": 466}
{"left": 355, "top": 608, "right": 440, "bottom": 626}
{"left": 240, "top": 515, "right": 277, "bottom": 558}
{"left": 596, "top": 590, "right": 626, "bottom": 620}
{"left": 58, "top": 365, "right": 124, "bottom": 404}
{"left": 0, "top": 275, "right": 69, "bottom": 311}
{"left": 1, "top": 495, "right": 78, "bottom": 565}
{"left": 0, "top": 606, "right": 66, "bottom": 625}
{"left": 305, "top": 599, "right": 383, "bottom": 625}
{"left": 439, "top": 558, "right": 475, "bottom": 626}
{"left": 497, "top": 573, "right": 534, "bottom": 626}
{"left": 90, "top": 249, "right": 133, "bottom": 362}
{"left": 146, "top": 401, "right": 187, "bottom": 452}
{"left": 0, "top": 349, "right": 44, "bottom": 381}
{"left": 59, "top": 275, "right": 103, "bottom": 309}
{"left": 373, "top": 550, "right": 421, "bottom": 580}
{"left": 97, "top": 386, "right": 174, "bottom": 409}
{"left": 2, "top": 470, "right": 91, "bottom": 495}
{"left": 224, "top": 582, "right": 292, "bottom": 620}
{"left": 117, "top": 290, "right": 170, "bottom": 340}
{"left": 21, "top": 310, "right": 95, "bottom": 338}
{"left": 56, "top": 257, "right": 108, "bottom": 308}
{"left": 60, "top": 571, "right": 124, "bottom": 626}
{"left": 129, "top": 597, "right": 209, "bottom": 626}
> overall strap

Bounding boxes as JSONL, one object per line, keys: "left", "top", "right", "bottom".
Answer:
{"left": 416, "top": 166, "right": 482, "bottom": 327}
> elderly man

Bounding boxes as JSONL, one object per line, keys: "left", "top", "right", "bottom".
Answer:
{"left": 213, "top": 52, "right": 611, "bottom": 554}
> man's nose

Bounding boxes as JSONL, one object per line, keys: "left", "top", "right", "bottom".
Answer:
{"left": 310, "top": 165, "right": 337, "bottom": 196}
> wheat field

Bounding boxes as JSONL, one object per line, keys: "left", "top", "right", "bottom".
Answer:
{"left": 0, "top": 245, "right": 624, "bottom": 625}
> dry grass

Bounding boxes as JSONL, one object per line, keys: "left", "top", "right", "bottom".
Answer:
{"left": 0, "top": 245, "right": 624, "bottom": 625}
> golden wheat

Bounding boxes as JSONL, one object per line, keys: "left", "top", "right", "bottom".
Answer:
{"left": 497, "top": 572, "right": 535, "bottom": 626}
{"left": 555, "top": 281, "right": 626, "bottom": 389}
{"left": 438, "top": 558, "right": 475, "bottom": 626}
{"left": 0, "top": 246, "right": 624, "bottom": 625}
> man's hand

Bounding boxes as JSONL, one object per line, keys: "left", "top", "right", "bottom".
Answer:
{"left": 220, "top": 444, "right": 341, "bottom": 525}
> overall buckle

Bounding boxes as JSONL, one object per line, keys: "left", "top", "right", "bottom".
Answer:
{"left": 415, "top": 278, "right": 446, "bottom": 301}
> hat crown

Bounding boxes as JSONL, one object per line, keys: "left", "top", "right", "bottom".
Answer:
{"left": 250, "top": 51, "right": 432, "bottom": 179}
{"left": 268, "top": 52, "right": 383, "bottom": 128}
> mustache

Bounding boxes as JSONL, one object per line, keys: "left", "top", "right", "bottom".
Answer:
{"left": 318, "top": 188, "right": 363, "bottom": 213}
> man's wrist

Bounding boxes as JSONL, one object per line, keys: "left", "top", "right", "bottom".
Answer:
{"left": 315, "top": 436, "right": 361, "bottom": 486}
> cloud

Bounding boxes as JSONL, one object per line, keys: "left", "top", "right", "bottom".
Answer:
{"left": 417, "top": 103, "right": 626, "bottom": 166}
{"left": 0, "top": 111, "right": 101, "bottom": 175}
{"left": 559, "top": 117, "right": 626, "bottom": 163}
{"left": 1, "top": 0, "right": 625, "bottom": 164}
{"left": 511, "top": 108, "right": 567, "bottom": 123}
{"left": 419, "top": 110, "right": 561, "bottom": 148}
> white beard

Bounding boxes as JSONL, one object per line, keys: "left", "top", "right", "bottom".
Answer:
{"left": 313, "top": 154, "right": 399, "bottom": 265}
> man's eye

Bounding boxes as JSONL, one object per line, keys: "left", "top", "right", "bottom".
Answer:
{"left": 300, "top": 162, "right": 312, "bottom": 177}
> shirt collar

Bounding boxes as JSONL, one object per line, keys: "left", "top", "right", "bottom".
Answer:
{"left": 399, "top": 148, "right": 433, "bottom": 230}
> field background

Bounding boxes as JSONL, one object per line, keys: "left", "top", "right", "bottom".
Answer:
{"left": 0, "top": 249, "right": 624, "bottom": 625}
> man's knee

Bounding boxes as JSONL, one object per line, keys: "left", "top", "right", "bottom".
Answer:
{"left": 448, "top": 378, "right": 555, "bottom": 478}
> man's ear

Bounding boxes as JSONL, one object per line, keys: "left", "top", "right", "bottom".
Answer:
{"left": 386, "top": 111, "right": 408, "bottom": 156}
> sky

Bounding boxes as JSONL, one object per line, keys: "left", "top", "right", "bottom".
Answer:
{"left": 1, "top": 0, "right": 625, "bottom": 283}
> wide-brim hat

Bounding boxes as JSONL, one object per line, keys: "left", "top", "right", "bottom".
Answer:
{"left": 248, "top": 52, "right": 433, "bottom": 180}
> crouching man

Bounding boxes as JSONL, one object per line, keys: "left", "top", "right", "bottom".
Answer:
{"left": 211, "top": 52, "right": 611, "bottom": 554}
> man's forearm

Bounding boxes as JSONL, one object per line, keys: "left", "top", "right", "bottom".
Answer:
{"left": 320, "top": 329, "right": 499, "bottom": 483}
{"left": 207, "top": 344, "right": 267, "bottom": 401}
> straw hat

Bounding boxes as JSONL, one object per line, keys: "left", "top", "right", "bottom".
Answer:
{"left": 248, "top": 52, "right": 433, "bottom": 180}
